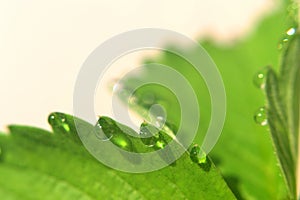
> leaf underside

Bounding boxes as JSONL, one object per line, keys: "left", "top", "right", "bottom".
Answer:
{"left": 265, "top": 33, "right": 300, "bottom": 199}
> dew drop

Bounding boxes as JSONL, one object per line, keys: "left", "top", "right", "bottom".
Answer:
{"left": 148, "top": 104, "right": 167, "bottom": 129}
{"left": 140, "top": 122, "right": 167, "bottom": 149}
{"left": 140, "top": 122, "right": 160, "bottom": 147}
{"left": 62, "top": 124, "right": 70, "bottom": 132}
{"left": 286, "top": 27, "right": 296, "bottom": 36}
{"left": 97, "top": 117, "right": 115, "bottom": 140}
{"left": 98, "top": 116, "right": 133, "bottom": 151}
{"left": 156, "top": 116, "right": 164, "bottom": 121}
{"left": 278, "top": 27, "right": 297, "bottom": 50}
{"left": 111, "top": 134, "right": 133, "bottom": 151}
{"left": 94, "top": 123, "right": 112, "bottom": 141}
{"left": 155, "top": 140, "right": 166, "bottom": 149}
{"left": 189, "top": 144, "right": 207, "bottom": 164}
{"left": 48, "top": 113, "right": 71, "bottom": 133}
{"left": 48, "top": 114, "right": 55, "bottom": 124}
{"left": 253, "top": 67, "right": 269, "bottom": 89}
{"left": 155, "top": 116, "right": 165, "bottom": 128}
{"left": 254, "top": 107, "right": 268, "bottom": 126}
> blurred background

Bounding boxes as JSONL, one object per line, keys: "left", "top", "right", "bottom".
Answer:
{"left": 0, "top": 0, "right": 276, "bottom": 131}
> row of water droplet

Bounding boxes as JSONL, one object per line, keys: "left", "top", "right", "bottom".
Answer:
{"left": 278, "top": 27, "right": 297, "bottom": 50}
{"left": 253, "top": 66, "right": 268, "bottom": 126}
{"left": 253, "top": 26, "right": 297, "bottom": 127}
{"left": 47, "top": 112, "right": 208, "bottom": 167}
{"left": 111, "top": 83, "right": 208, "bottom": 164}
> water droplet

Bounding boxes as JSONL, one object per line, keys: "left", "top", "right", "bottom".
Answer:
{"left": 62, "top": 124, "right": 69, "bottom": 131}
{"left": 98, "top": 116, "right": 133, "bottom": 151}
{"left": 94, "top": 122, "right": 112, "bottom": 141}
{"left": 286, "top": 27, "right": 296, "bottom": 36}
{"left": 140, "top": 122, "right": 160, "bottom": 147}
{"left": 148, "top": 104, "right": 167, "bottom": 128}
{"left": 254, "top": 107, "right": 268, "bottom": 126}
{"left": 278, "top": 27, "right": 297, "bottom": 50}
{"left": 112, "top": 134, "right": 133, "bottom": 151}
{"left": 155, "top": 116, "right": 165, "bottom": 128}
{"left": 189, "top": 144, "right": 207, "bottom": 164}
{"left": 155, "top": 140, "right": 166, "bottom": 149}
{"left": 253, "top": 67, "right": 269, "bottom": 89}
{"left": 156, "top": 116, "right": 164, "bottom": 121}
{"left": 140, "top": 122, "right": 167, "bottom": 149}
{"left": 97, "top": 117, "right": 115, "bottom": 139}
{"left": 48, "top": 113, "right": 71, "bottom": 133}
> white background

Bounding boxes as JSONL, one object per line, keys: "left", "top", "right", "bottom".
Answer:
{"left": 0, "top": 0, "right": 275, "bottom": 131}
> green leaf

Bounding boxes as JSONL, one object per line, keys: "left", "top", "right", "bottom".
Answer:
{"left": 278, "top": 32, "right": 300, "bottom": 159}
{"left": 265, "top": 33, "right": 300, "bottom": 199}
{"left": 0, "top": 112, "right": 235, "bottom": 200}
{"left": 120, "top": 2, "right": 294, "bottom": 199}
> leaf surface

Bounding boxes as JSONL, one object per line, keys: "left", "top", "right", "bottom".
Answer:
{"left": 0, "top": 113, "right": 235, "bottom": 200}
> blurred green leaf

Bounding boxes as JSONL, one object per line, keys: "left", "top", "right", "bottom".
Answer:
{"left": 121, "top": 1, "right": 294, "bottom": 199}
